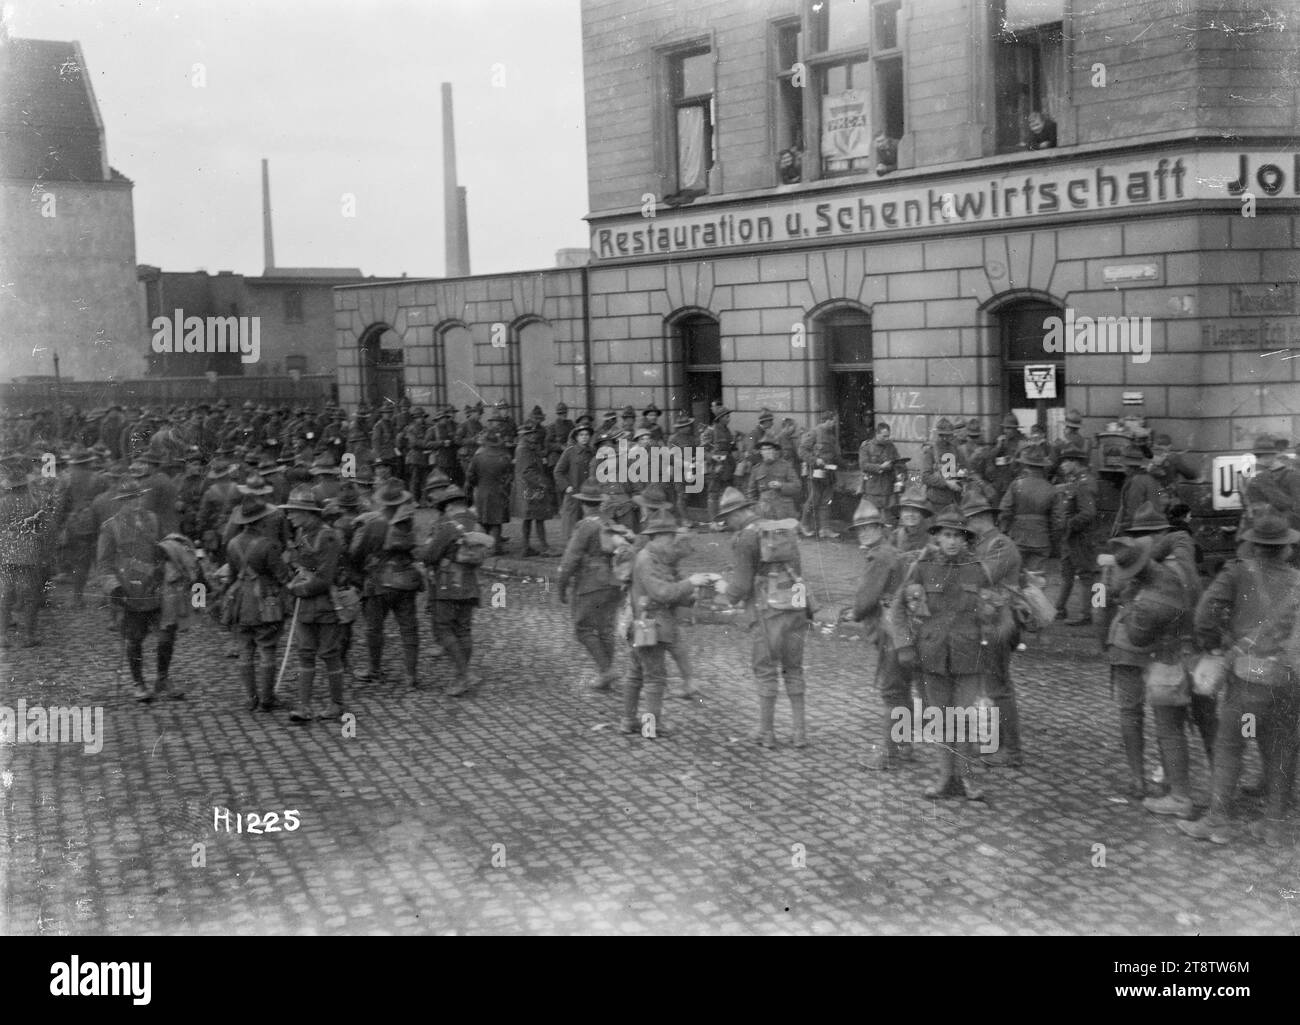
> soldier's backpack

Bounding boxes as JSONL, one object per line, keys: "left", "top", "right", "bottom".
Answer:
{"left": 446, "top": 521, "right": 493, "bottom": 566}
{"left": 753, "top": 519, "right": 810, "bottom": 611}
{"left": 756, "top": 518, "right": 800, "bottom": 564}
{"left": 376, "top": 516, "right": 424, "bottom": 591}
{"left": 106, "top": 506, "right": 164, "bottom": 612}
{"left": 222, "top": 536, "right": 284, "bottom": 626}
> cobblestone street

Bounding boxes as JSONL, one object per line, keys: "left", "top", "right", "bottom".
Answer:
{"left": 2, "top": 530, "right": 1298, "bottom": 936}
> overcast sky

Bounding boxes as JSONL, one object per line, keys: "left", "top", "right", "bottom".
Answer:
{"left": 8, "top": 0, "right": 589, "bottom": 278}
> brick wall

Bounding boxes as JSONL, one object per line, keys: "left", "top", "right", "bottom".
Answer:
{"left": 334, "top": 270, "right": 587, "bottom": 416}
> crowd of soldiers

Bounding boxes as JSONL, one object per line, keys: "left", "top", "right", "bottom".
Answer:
{"left": 1, "top": 396, "right": 1298, "bottom": 845}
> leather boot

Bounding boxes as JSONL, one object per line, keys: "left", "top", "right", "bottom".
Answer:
{"left": 241, "top": 658, "right": 258, "bottom": 711}
{"left": 865, "top": 711, "right": 905, "bottom": 770}
{"left": 644, "top": 682, "right": 668, "bottom": 738}
{"left": 402, "top": 642, "right": 418, "bottom": 689}
{"left": 620, "top": 674, "right": 641, "bottom": 733}
{"left": 925, "top": 742, "right": 958, "bottom": 798}
{"left": 156, "top": 639, "right": 183, "bottom": 699}
{"left": 1119, "top": 709, "right": 1145, "bottom": 799}
{"left": 753, "top": 696, "right": 778, "bottom": 748}
{"left": 290, "top": 667, "right": 315, "bottom": 722}
{"left": 982, "top": 695, "right": 1023, "bottom": 767}
{"left": 318, "top": 670, "right": 345, "bottom": 720}
{"left": 789, "top": 695, "right": 807, "bottom": 748}
{"left": 258, "top": 660, "right": 278, "bottom": 711}
{"left": 957, "top": 742, "right": 987, "bottom": 802}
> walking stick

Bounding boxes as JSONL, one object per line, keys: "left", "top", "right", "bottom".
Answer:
{"left": 274, "top": 597, "right": 301, "bottom": 696}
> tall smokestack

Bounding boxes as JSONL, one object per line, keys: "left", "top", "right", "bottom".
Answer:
{"left": 261, "top": 158, "right": 275, "bottom": 271}
{"left": 442, "top": 83, "right": 470, "bottom": 277}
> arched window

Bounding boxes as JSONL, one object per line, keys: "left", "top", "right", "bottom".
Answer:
{"left": 515, "top": 317, "right": 555, "bottom": 421}
{"left": 359, "top": 323, "right": 404, "bottom": 407}
{"left": 672, "top": 312, "right": 721, "bottom": 424}
{"left": 998, "top": 297, "right": 1064, "bottom": 431}
{"left": 817, "top": 306, "right": 873, "bottom": 462}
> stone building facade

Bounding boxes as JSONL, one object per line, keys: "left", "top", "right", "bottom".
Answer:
{"left": 337, "top": 0, "right": 1299, "bottom": 468}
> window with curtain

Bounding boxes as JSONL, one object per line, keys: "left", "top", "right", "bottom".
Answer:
{"left": 992, "top": 0, "right": 1064, "bottom": 153}
{"left": 670, "top": 48, "right": 714, "bottom": 197}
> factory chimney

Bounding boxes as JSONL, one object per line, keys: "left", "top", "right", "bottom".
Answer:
{"left": 442, "top": 83, "right": 471, "bottom": 277}
{"left": 261, "top": 158, "right": 275, "bottom": 272}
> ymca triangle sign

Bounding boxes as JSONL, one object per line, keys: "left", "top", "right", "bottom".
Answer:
{"left": 1024, "top": 364, "right": 1057, "bottom": 400}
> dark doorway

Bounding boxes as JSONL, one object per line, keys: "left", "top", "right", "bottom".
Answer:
{"left": 676, "top": 313, "right": 722, "bottom": 424}
{"left": 360, "top": 324, "right": 406, "bottom": 407}
{"left": 819, "top": 307, "right": 873, "bottom": 464}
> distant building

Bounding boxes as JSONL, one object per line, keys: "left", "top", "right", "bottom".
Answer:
{"left": 0, "top": 35, "right": 147, "bottom": 382}
{"left": 138, "top": 265, "right": 398, "bottom": 377}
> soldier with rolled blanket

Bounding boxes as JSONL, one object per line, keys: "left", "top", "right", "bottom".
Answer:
{"left": 350, "top": 479, "right": 423, "bottom": 688}
{"left": 892, "top": 508, "right": 996, "bottom": 801}
{"left": 1180, "top": 515, "right": 1300, "bottom": 847}
{"left": 633, "top": 485, "right": 701, "bottom": 701}
{"left": 998, "top": 444, "right": 1055, "bottom": 572}
{"left": 222, "top": 495, "right": 291, "bottom": 711}
{"left": 622, "top": 512, "right": 716, "bottom": 738}
{"left": 713, "top": 486, "right": 810, "bottom": 748}
{"left": 844, "top": 499, "right": 911, "bottom": 771}
{"left": 1052, "top": 444, "right": 1099, "bottom": 626}
{"left": 279, "top": 486, "right": 348, "bottom": 722}
{"left": 1123, "top": 500, "right": 1215, "bottom": 774}
{"left": 1097, "top": 536, "right": 1161, "bottom": 801}
{"left": 1096, "top": 533, "right": 1199, "bottom": 821}
{"left": 557, "top": 481, "right": 632, "bottom": 692}
{"left": 964, "top": 493, "right": 1025, "bottom": 768}
{"left": 421, "top": 483, "right": 492, "bottom": 697}
{"left": 97, "top": 464, "right": 197, "bottom": 700}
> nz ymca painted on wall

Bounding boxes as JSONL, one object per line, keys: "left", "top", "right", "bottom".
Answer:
{"left": 591, "top": 150, "right": 1296, "bottom": 259}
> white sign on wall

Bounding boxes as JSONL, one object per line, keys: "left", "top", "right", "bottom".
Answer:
{"left": 1212, "top": 453, "right": 1255, "bottom": 511}
{"left": 821, "top": 89, "right": 871, "bottom": 163}
{"left": 1023, "top": 364, "right": 1057, "bottom": 400}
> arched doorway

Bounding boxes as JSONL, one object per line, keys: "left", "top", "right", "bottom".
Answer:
{"left": 359, "top": 323, "right": 405, "bottom": 407}
{"left": 812, "top": 303, "right": 873, "bottom": 464}
{"left": 990, "top": 294, "right": 1065, "bottom": 433}
{"left": 668, "top": 310, "right": 722, "bottom": 424}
